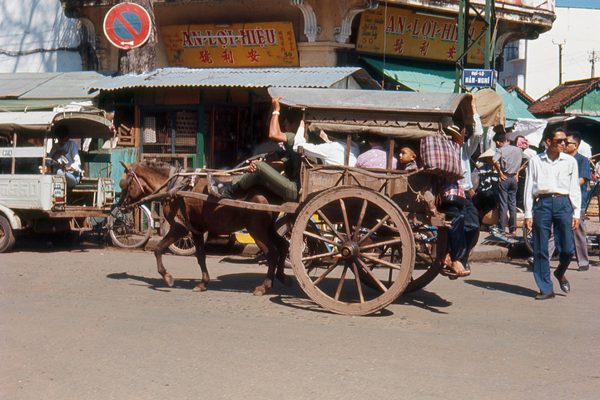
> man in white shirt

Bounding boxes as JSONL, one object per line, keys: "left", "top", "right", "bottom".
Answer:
{"left": 524, "top": 128, "right": 581, "bottom": 300}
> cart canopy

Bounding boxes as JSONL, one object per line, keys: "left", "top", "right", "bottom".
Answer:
{"left": 0, "top": 106, "right": 113, "bottom": 139}
{"left": 268, "top": 87, "right": 474, "bottom": 139}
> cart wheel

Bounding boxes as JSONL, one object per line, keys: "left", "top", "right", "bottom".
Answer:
{"left": 404, "top": 227, "right": 447, "bottom": 293}
{"left": 0, "top": 215, "right": 16, "bottom": 253}
{"left": 358, "top": 225, "right": 446, "bottom": 294}
{"left": 275, "top": 216, "right": 328, "bottom": 270}
{"left": 289, "top": 187, "right": 414, "bottom": 316}
{"left": 168, "top": 232, "right": 204, "bottom": 256}
{"left": 109, "top": 205, "right": 152, "bottom": 249}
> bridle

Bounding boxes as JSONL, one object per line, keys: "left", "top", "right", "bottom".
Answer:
{"left": 121, "top": 166, "right": 146, "bottom": 208}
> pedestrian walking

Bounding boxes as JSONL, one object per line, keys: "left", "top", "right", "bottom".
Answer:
{"left": 524, "top": 128, "right": 581, "bottom": 300}
{"left": 565, "top": 131, "right": 591, "bottom": 271}
{"left": 492, "top": 128, "right": 522, "bottom": 236}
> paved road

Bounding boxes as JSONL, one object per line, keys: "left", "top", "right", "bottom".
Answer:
{"left": 1, "top": 245, "right": 600, "bottom": 400}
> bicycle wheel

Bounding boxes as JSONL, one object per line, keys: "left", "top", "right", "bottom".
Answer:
{"left": 109, "top": 205, "right": 153, "bottom": 249}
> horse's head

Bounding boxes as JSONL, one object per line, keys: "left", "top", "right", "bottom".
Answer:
{"left": 118, "top": 160, "right": 174, "bottom": 206}
{"left": 119, "top": 161, "right": 151, "bottom": 206}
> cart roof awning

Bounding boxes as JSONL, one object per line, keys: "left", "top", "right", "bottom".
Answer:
{"left": 90, "top": 67, "right": 381, "bottom": 91}
{"left": 0, "top": 107, "right": 113, "bottom": 138}
{"left": 269, "top": 87, "right": 474, "bottom": 139}
{"left": 270, "top": 87, "right": 471, "bottom": 114}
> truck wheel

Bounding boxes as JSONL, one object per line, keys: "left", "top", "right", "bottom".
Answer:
{"left": 0, "top": 215, "right": 16, "bottom": 253}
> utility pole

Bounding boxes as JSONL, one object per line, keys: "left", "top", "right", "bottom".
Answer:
{"left": 589, "top": 50, "right": 600, "bottom": 78}
{"left": 553, "top": 39, "right": 565, "bottom": 84}
{"left": 454, "top": 0, "right": 496, "bottom": 93}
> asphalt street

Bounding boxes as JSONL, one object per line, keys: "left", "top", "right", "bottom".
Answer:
{"left": 1, "top": 244, "right": 599, "bottom": 400}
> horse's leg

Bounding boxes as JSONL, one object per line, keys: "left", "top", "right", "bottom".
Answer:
{"left": 191, "top": 232, "right": 210, "bottom": 292}
{"left": 155, "top": 224, "right": 187, "bottom": 287}
{"left": 249, "top": 227, "right": 279, "bottom": 296}
{"left": 273, "top": 229, "right": 291, "bottom": 286}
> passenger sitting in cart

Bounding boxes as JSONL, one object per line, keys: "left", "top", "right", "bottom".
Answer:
{"left": 43, "top": 126, "right": 83, "bottom": 188}
{"left": 355, "top": 134, "right": 397, "bottom": 169}
{"left": 398, "top": 146, "right": 418, "bottom": 171}
{"left": 207, "top": 96, "right": 358, "bottom": 201}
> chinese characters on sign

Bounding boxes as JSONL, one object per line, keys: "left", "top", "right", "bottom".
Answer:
{"left": 356, "top": 7, "right": 485, "bottom": 64}
{"left": 161, "top": 22, "right": 299, "bottom": 68}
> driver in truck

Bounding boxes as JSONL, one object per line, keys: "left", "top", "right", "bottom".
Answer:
{"left": 43, "top": 126, "right": 83, "bottom": 188}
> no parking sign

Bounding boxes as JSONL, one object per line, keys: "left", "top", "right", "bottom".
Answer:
{"left": 103, "top": 3, "right": 152, "bottom": 50}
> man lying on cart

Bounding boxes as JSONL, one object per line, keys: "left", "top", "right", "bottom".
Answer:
{"left": 207, "top": 96, "right": 359, "bottom": 201}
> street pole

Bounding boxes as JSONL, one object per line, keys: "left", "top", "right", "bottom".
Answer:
{"left": 553, "top": 39, "right": 565, "bottom": 84}
{"left": 589, "top": 50, "right": 599, "bottom": 78}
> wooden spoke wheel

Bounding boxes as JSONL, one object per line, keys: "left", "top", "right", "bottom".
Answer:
{"left": 289, "top": 187, "right": 414, "bottom": 316}
{"left": 404, "top": 226, "right": 447, "bottom": 293}
{"left": 358, "top": 225, "right": 446, "bottom": 294}
{"left": 275, "top": 216, "right": 329, "bottom": 270}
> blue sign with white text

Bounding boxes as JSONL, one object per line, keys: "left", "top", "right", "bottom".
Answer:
{"left": 462, "top": 69, "right": 496, "bottom": 88}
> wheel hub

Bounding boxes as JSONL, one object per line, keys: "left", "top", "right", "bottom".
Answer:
{"left": 340, "top": 241, "right": 359, "bottom": 259}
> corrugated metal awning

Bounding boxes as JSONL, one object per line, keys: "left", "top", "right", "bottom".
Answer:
{"left": 269, "top": 87, "right": 469, "bottom": 114}
{"left": 0, "top": 71, "right": 107, "bottom": 108}
{"left": 90, "top": 67, "right": 380, "bottom": 91}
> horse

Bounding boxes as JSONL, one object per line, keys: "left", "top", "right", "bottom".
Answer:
{"left": 118, "top": 160, "right": 289, "bottom": 295}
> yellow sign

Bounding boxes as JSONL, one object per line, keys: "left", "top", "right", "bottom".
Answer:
{"left": 357, "top": 7, "right": 485, "bottom": 64}
{"left": 161, "top": 22, "right": 299, "bottom": 68}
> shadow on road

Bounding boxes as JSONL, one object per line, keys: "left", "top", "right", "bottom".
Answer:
{"left": 464, "top": 279, "right": 538, "bottom": 297}
{"left": 106, "top": 271, "right": 300, "bottom": 295}
{"left": 395, "top": 289, "right": 452, "bottom": 314}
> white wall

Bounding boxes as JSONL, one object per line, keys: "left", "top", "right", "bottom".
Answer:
{"left": 521, "top": 6, "right": 600, "bottom": 100}
{"left": 0, "top": 0, "right": 82, "bottom": 72}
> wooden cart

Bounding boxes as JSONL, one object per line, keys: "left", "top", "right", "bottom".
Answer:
{"left": 169, "top": 87, "right": 474, "bottom": 315}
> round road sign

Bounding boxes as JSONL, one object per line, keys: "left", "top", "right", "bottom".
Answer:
{"left": 103, "top": 3, "right": 152, "bottom": 50}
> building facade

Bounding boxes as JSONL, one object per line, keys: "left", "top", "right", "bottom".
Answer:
{"left": 55, "top": 0, "right": 556, "bottom": 168}
{"left": 0, "top": 0, "right": 84, "bottom": 72}
{"left": 499, "top": 4, "right": 600, "bottom": 100}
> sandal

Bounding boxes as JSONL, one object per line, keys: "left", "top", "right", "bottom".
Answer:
{"left": 450, "top": 260, "right": 471, "bottom": 277}
{"left": 440, "top": 266, "right": 459, "bottom": 280}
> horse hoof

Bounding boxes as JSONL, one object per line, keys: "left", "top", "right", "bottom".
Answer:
{"left": 163, "top": 273, "right": 174, "bottom": 287}
{"left": 253, "top": 286, "right": 266, "bottom": 296}
{"left": 193, "top": 283, "right": 207, "bottom": 292}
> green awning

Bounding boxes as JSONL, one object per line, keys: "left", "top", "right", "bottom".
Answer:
{"left": 361, "top": 56, "right": 456, "bottom": 93}
{"left": 360, "top": 56, "right": 535, "bottom": 123}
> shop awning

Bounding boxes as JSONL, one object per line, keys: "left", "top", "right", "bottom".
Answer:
{"left": 90, "top": 67, "right": 381, "bottom": 91}
{"left": 0, "top": 71, "right": 107, "bottom": 112}
{"left": 360, "top": 56, "right": 536, "bottom": 124}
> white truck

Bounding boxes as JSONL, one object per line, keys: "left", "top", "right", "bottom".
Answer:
{"left": 0, "top": 108, "right": 115, "bottom": 252}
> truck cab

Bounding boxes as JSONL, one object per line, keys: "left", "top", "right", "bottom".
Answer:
{"left": 0, "top": 106, "right": 116, "bottom": 252}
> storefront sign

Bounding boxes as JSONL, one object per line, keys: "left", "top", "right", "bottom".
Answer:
{"left": 357, "top": 7, "right": 485, "bottom": 64}
{"left": 161, "top": 22, "right": 299, "bottom": 68}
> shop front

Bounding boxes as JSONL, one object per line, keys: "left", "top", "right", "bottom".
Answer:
{"left": 94, "top": 67, "right": 379, "bottom": 169}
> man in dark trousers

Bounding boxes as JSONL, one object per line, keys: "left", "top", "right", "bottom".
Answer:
{"left": 524, "top": 128, "right": 581, "bottom": 300}
{"left": 565, "top": 131, "right": 591, "bottom": 271}
{"left": 492, "top": 129, "right": 522, "bottom": 236}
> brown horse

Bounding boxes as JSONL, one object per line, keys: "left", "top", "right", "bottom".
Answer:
{"left": 119, "top": 160, "right": 289, "bottom": 295}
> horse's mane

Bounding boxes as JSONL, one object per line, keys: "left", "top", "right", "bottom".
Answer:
{"left": 137, "top": 160, "right": 173, "bottom": 177}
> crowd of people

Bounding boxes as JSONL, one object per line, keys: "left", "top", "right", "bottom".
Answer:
{"left": 207, "top": 96, "right": 596, "bottom": 300}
